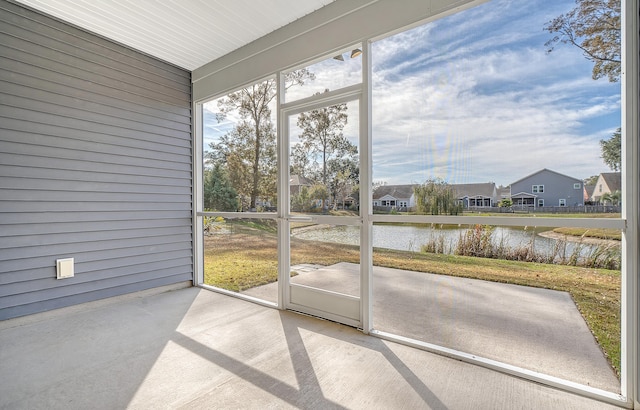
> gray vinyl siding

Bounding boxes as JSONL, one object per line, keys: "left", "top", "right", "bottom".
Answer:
{"left": 0, "top": 0, "right": 193, "bottom": 319}
{"left": 511, "top": 169, "right": 583, "bottom": 207}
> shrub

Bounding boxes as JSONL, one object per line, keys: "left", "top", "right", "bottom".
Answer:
{"left": 420, "top": 224, "right": 621, "bottom": 269}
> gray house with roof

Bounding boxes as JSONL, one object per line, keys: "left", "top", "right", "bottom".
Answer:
{"left": 289, "top": 174, "right": 315, "bottom": 196}
{"left": 510, "top": 168, "right": 584, "bottom": 208}
{"left": 373, "top": 182, "right": 498, "bottom": 210}
{"left": 372, "top": 184, "right": 415, "bottom": 209}
{"left": 453, "top": 183, "right": 498, "bottom": 208}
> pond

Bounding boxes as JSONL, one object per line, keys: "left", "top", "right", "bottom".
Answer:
{"left": 292, "top": 223, "right": 613, "bottom": 259}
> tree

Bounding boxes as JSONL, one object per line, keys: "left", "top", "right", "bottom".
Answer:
{"left": 414, "top": 178, "right": 463, "bottom": 215}
{"left": 327, "top": 156, "right": 359, "bottom": 209}
{"left": 601, "top": 190, "right": 621, "bottom": 205}
{"left": 203, "top": 163, "right": 238, "bottom": 211}
{"left": 290, "top": 143, "right": 313, "bottom": 179}
{"left": 331, "top": 169, "right": 356, "bottom": 210}
{"left": 291, "top": 186, "right": 312, "bottom": 212}
{"left": 295, "top": 101, "right": 357, "bottom": 208}
{"left": 211, "top": 71, "right": 314, "bottom": 210}
{"left": 584, "top": 174, "right": 600, "bottom": 185}
{"left": 206, "top": 121, "right": 272, "bottom": 211}
{"left": 611, "top": 190, "right": 621, "bottom": 205}
{"left": 296, "top": 102, "right": 350, "bottom": 185}
{"left": 308, "top": 184, "right": 329, "bottom": 210}
{"left": 544, "top": 0, "right": 621, "bottom": 82}
{"left": 290, "top": 184, "right": 330, "bottom": 213}
{"left": 600, "top": 127, "right": 621, "bottom": 171}
{"left": 546, "top": 2, "right": 622, "bottom": 172}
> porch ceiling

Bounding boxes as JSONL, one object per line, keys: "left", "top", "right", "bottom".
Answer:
{"left": 12, "top": 0, "right": 336, "bottom": 71}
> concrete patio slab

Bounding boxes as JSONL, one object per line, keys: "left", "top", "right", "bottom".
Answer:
{"left": 244, "top": 262, "right": 620, "bottom": 393}
{"left": 0, "top": 286, "right": 624, "bottom": 409}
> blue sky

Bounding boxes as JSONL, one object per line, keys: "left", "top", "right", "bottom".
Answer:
{"left": 204, "top": 0, "right": 621, "bottom": 187}
{"left": 370, "top": 0, "right": 620, "bottom": 186}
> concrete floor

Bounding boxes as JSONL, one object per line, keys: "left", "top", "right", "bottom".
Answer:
{"left": 0, "top": 285, "right": 625, "bottom": 409}
{"left": 246, "top": 262, "right": 620, "bottom": 392}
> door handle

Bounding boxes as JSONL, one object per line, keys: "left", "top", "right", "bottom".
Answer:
{"left": 288, "top": 216, "right": 314, "bottom": 222}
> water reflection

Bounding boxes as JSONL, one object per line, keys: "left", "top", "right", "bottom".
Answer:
{"left": 293, "top": 224, "right": 616, "bottom": 257}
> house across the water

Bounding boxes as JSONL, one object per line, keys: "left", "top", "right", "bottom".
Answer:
{"left": 372, "top": 182, "right": 499, "bottom": 210}
{"left": 509, "top": 168, "right": 584, "bottom": 208}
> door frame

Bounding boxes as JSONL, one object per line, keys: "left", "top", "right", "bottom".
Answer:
{"left": 278, "top": 80, "right": 369, "bottom": 328}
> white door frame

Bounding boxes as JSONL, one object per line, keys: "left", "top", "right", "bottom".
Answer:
{"left": 278, "top": 80, "right": 366, "bottom": 328}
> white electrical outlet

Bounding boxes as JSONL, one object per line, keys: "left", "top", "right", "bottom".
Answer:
{"left": 56, "top": 258, "right": 74, "bottom": 279}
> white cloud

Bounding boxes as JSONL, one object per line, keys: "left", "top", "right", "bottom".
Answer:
{"left": 201, "top": 0, "right": 620, "bottom": 187}
{"left": 369, "top": 0, "right": 620, "bottom": 185}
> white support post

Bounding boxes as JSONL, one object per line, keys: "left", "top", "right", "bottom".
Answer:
{"left": 360, "top": 40, "right": 373, "bottom": 334}
{"left": 277, "top": 72, "right": 290, "bottom": 310}
{"left": 192, "top": 101, "right": 204, "bottom": 286}
{"left": 621, "top": 0, "right": 639, "bottom": 404}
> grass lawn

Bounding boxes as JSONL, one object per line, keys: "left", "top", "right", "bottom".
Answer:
{"left": 552, "top": 227, "right": 621, "bottom": 241}
{"left": 461, "top": 211, "right": 622, "bottom": 219}
{"left": 204, "top": 221, "right": 621, "bottom": 376}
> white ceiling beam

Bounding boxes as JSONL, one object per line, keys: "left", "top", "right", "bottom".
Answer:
{"left": 192, "top": 0, "right": 484, "bottom": 102}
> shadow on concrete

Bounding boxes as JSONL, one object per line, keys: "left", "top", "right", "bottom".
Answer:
{"left": 0, "top": 286, "right": 199, "bottom": 409}
{"left": 279, "top": 311, "right": 449, "bottom": 409}
{"left": 0, "top": 286, "right": 623, "bottom": 409}
{"left": 247, "top": 262, "right": 620, "bottom": 393}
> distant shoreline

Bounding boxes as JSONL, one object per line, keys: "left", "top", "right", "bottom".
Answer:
{"left": 538, "top": 230, "right": 620, "bottom": 246}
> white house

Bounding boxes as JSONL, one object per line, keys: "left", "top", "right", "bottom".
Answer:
{"left": 372, "top": 184, "right": 415, "bottom": 209}
{"left": 591, "top": 172, "right": 622, "bottom": 203}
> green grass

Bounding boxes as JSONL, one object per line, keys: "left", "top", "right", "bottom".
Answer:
{"left": 462, "top": 211, "right": 622, "bottom": 219}
{"left": 552, "top": 227, "right": 621, "bottom": 241}
{"left": 204, "top": 222, "right": 621, "bottom": 376}
{"left": 381, "top": 210, "right": 622, "bottom": 219}
{"left": 204, "top": 233, "right": 278, "bottom": 291}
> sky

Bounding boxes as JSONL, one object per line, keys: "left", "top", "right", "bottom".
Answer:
{"left": 204, "top": 0, "right": 621, "bottom": 188}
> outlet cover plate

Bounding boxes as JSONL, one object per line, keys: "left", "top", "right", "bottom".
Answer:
{"left": 56, "top": 258, "right": 74, "bottom": 279}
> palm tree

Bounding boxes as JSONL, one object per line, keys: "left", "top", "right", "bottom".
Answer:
{"left": 601, "top": 190, "right": 621, "bottom": 205}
